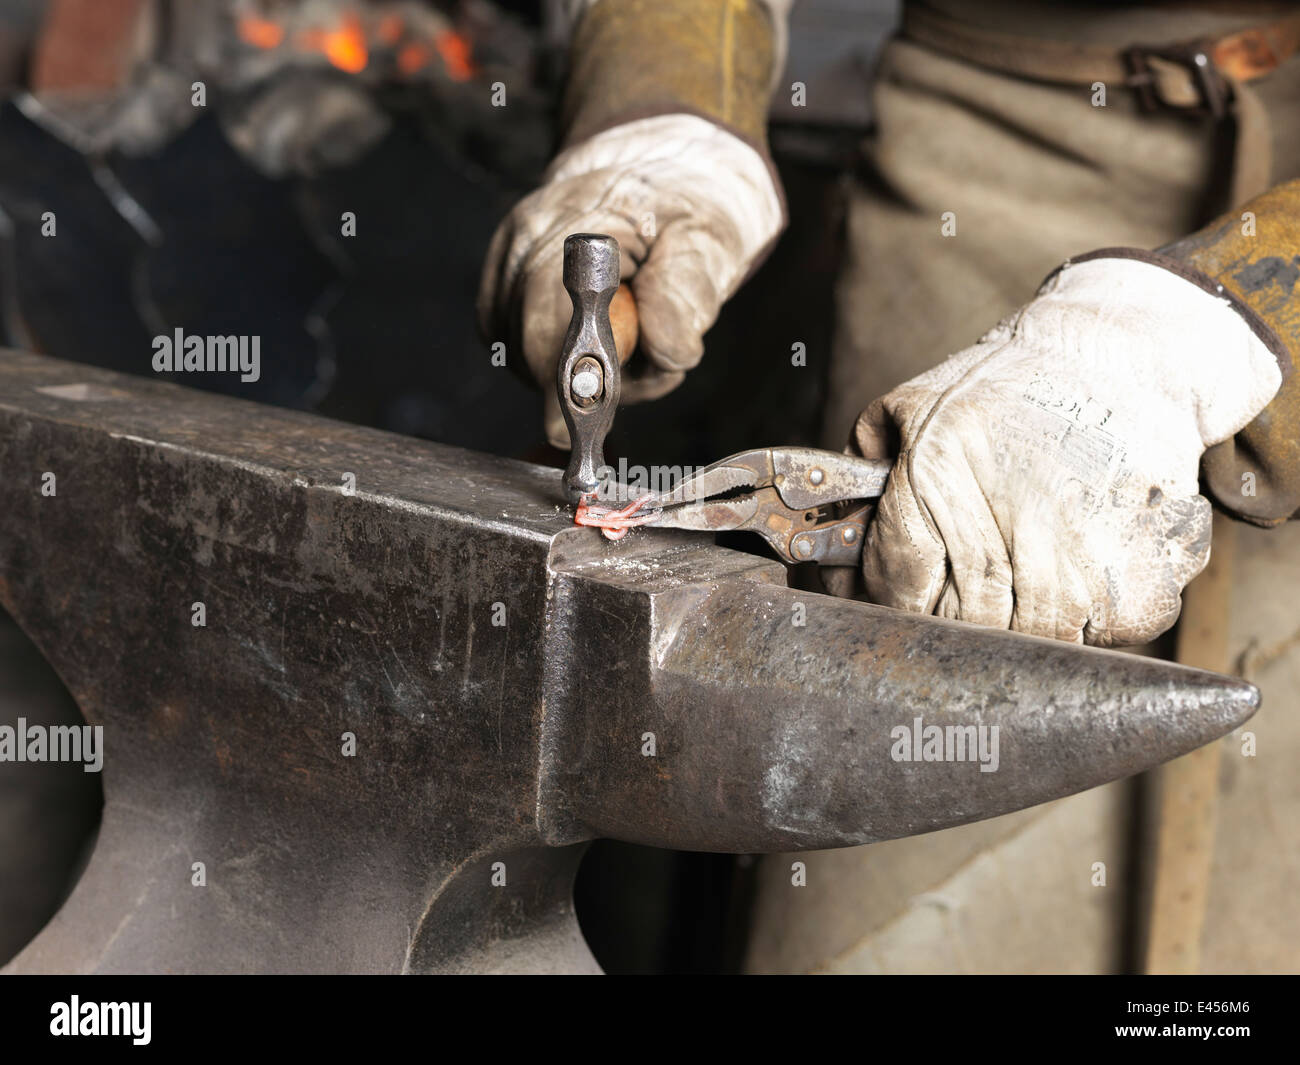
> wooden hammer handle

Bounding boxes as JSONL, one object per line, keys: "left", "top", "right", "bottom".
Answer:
{"left": 610, "top": 283, "right": 638, "bottom": 366}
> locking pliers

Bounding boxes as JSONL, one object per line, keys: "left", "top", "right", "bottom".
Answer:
{"left": 579, "top": 446, "right": 893, "bottom": 566}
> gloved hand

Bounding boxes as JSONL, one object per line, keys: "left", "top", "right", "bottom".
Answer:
{"left": 854, "top": 253, "right": 1285, "bottom": 647}
{"left": 478, "top": 113, "right": 784, "bottom": 448}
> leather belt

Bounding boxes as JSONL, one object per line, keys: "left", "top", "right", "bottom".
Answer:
{"left": 902, "top": 2, "right": 1300, "bottom": 119}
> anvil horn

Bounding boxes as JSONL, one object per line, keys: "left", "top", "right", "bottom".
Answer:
{"left": 542, "top": 558, "right": 1255, "bottom": 851}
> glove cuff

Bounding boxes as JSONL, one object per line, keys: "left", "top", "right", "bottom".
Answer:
{"left": 562, "top": 0, "right": 777, "bottom": 154}
{"left": 1161, "top": 181, "right": 1300, "bottom": 374}
{"left": 1159, "top": 181, "right": 1300, "bottom": 525}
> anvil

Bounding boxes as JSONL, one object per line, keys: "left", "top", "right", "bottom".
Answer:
{"left": 0, "top": 350, "right": 1257, "bottom": 973}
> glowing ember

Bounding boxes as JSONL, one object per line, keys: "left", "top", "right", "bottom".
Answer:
{"left": 377, "top": 13, "right": 405, "bottom": 46}
{"left": 321, "top": 12, "right": 369, "bottom": 73}
{"left": 433, "top": 30, "right": 474, "bottom": 82}
{"left": 297, "top": 11, "right": 368, "bottom": 73}
{"left": 234, "top": 4, "right": 473, "bottom": 82}
{"left": 397, "top": 42, "right": 431, "bottom": 76}
{"left": 238, "top": 15, "right": 285, "bottom": 50}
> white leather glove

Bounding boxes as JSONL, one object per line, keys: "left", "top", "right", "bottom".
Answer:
{"left": 478, "top": 113, "right": 784, "bottom": 447}
{"left": 855, "top": 254, "right": 1284, "bottom": 647}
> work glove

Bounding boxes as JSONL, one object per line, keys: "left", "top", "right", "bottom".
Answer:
{"left": 477, "top": 113, "right": 784, "bottom": 448}
{"left": 854, "top": 253, "right": 1285, "bottom": 647}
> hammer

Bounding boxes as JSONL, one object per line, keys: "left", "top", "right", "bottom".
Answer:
{"left": 557, "top": 233, "right": 638, "bottom": 503}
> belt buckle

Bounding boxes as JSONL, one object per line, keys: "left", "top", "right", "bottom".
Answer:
{"left": 1123, "top": 42, "right": 1230, "bottom": 118}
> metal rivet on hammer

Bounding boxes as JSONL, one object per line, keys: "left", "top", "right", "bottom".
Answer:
{"left": 570, "top": 356, "right": 603, "bottom": 405}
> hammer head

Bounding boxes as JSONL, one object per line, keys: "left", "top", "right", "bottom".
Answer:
{"left": 558, "top": 233, "right": 622, "bottom": 503}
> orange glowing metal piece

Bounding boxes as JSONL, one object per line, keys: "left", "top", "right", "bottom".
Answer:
{"left": 433, "top": 30, "right": 474, "bottom": 81}
{"left": 238, "top": 15, "right": 286, "bottom": 50}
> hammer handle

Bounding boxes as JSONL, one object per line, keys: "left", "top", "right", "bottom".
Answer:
{"left": 610, "top": 283, "right": 638, "bottom": 366}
